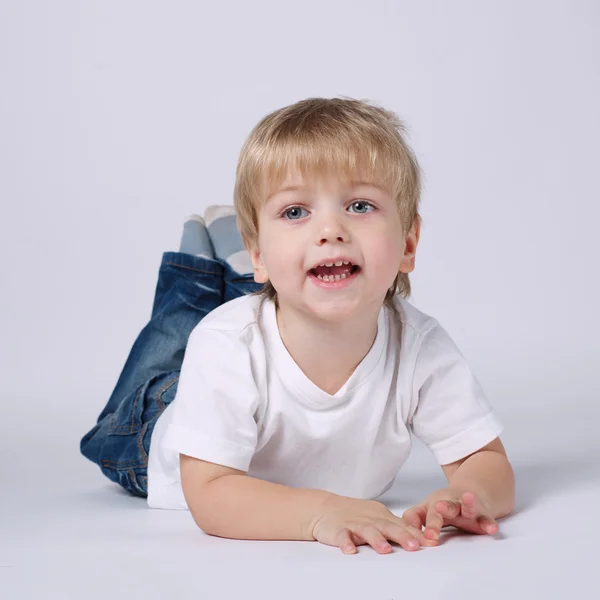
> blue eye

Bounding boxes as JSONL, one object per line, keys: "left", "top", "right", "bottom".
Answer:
{"left": 348, "top": 200, "right": 375, "bottom": 214}
{"left": 282, "top": 206, "right": 308, "bottom": 220}
{"left": 281, "top": 201, "right": 375, "bottom": 220}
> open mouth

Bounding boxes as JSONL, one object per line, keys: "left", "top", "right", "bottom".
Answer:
{"left": 308, "top": 262, "right": 361, "bottom": 283}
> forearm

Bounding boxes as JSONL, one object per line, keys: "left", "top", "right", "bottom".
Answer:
{"left": 188, "top": 474, "right": 339, "bottom": 541}
{"left": 448, "top": 451, "right": 515, "bottom": 518}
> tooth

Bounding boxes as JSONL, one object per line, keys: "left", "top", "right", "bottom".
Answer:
{"left": 342, "top": 261, "right": 349, "bottom": 265}
{"left": 334, "top": 261, "right": 343, "bottom": 266}
{"left": 325, "top": 262, "right": 333, "bottom": 267}
{"left": 340, "top": 273, "right": 347, "bottom": 279}
{"left": 334, "top": 274, "right": 341, "bottom": 281}
{"left": 317, "top": 274, "right": 323, "bottom": 280}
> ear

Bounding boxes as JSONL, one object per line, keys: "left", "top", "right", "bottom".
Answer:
{"left": 399, "top": 216, "right": 421, "bottom": 274}
{"left": 249, "top": 245, "right": 269, "bottom": 284}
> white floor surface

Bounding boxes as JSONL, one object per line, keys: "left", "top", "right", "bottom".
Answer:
{"left": 2, "top": 414, "right": 599, "bottom": 600}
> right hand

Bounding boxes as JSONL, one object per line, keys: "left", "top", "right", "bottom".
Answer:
{"left": 311, "top": 495, "right": 439, "bottom": 554}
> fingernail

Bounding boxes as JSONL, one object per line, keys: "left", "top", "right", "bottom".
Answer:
{"left": 408, "top": 539, "right": 419, "bottom": 549}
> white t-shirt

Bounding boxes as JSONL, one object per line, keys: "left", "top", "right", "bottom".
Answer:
{"left": 147, "top": 294, "right": 503, "bottom": 510}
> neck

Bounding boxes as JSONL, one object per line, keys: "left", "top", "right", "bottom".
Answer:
{"left": 274, "top": 299, "right": 382, "bottom": 394}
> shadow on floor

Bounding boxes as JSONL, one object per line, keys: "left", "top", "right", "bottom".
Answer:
{"left": 381, "top": 454, "right": 600, "bottom": 514}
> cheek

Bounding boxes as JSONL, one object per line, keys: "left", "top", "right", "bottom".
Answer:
{"left": 259, "top": 227, "right": 300, "bottom": 272}
{"left": 369, "top": 224, "right": 403, "bottom": 253}
{"left": 366, "top": 230, "right": 404, "bottom": 273}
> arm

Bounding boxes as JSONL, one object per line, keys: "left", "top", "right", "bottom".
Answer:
{"left": 403, "top": 437, "right": 515, "bottom": 539}
{"left": 181, "top": 454, "right": 438, "bottom": 553}
{"left": 441, "top": 436, "right": 515, "bottom": 519}
{"left": 180, "top": 453, "right": 335, "bottom": 541}
{"left": 405, "top": 322, "right": 513, "bottom": 538}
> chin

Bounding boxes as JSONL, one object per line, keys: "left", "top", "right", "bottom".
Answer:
{"left": 304, "top": 298, "right": 365, "bottom": 322}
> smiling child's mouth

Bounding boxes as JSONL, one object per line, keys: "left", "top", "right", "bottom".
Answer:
{"left": 308, "top": 263, "right": 361, "bottom": 282}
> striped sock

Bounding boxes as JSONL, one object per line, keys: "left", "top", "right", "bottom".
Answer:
{"left": 179, "top": 215, "right": 215, "bottom": 258}
{"left": 204, "top": 205, "right": 253, "bottom": 275}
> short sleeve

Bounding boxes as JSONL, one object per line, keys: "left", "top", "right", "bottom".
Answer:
{"left": 161, "top": 325, "right": 260, "bottom": 472}
{"left": 409, "top": 321, "right": 503, "bottom": 465}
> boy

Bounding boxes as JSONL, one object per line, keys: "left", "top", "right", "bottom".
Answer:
{"left": 81, "top": 97, "right": 515, "bottom": 555}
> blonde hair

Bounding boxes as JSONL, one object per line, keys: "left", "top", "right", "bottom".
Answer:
{"left": 233, "top": 97, "right": 422, "bottom": 309}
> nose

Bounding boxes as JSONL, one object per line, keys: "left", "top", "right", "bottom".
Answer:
{"left": 314, "top": 210, "right": 349, "bottom": 245}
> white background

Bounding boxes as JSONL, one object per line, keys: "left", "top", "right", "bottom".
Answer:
{"left": 1, "top": 1, "right": 599, "bottom": 599}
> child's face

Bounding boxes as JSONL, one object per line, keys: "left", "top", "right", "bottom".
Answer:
{"left": 250, "top": 169, "right": 418, "bottom": 321}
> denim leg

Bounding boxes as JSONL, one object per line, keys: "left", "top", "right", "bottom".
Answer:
{"left": 222, "top": 259, "right": 264, "bottom": 303}
{"left": 96, "top": 252, "right": 224, "bottom": 421}
{"left": 82, "top": 370, "right": 180, "bottom": 497}
{"left": 81, "top": 251, "right": 225, "bottom": 497}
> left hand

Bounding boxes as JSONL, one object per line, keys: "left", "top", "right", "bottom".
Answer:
{"left": 402, "top": 488, "right": 499, "bottom": 541}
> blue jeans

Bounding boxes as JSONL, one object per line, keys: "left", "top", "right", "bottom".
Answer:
{"left": 80, "top": 251, "right": 262, "bottom": 497}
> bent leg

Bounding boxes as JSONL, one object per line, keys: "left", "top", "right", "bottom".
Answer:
{"left": 222, "top": 259, "right": 264, "bottom": 303}
{"left": 96, "top": 252, "right": 223, "bottom": 421}
{"left": 81, "top": 371, "right": 179, "bottom": 497}
{"left": 81, "top": 250, "right": 264, "bottom": 497}
{"left": 81, "top": 252, "right": 222, "bottom": 495}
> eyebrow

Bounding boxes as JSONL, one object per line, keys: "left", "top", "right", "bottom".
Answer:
{"left": 267, "top": 180, "right": 386, "bottom": 202}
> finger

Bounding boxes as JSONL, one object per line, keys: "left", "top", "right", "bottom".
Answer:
{"left": 460, "top": 491, "right": 479, "bottom": 519}
{"left": 390, "top": 516, "right": 439, "bottom": 547}
{"left": 350, "top": 532, "right": 366, "bottom": 546}
{"left": 435, "top": 499, "right": 461, "bottom": 520}
{"left": 390, "top": 514, "right": 438, "bottom": 546}
{"left": 424, "top": 503, "right": 445, "bottom": 540}
{"left": 402, "top": 505, "right": 427, "bottom": 529}
{"left": 378, "top": 522, "right": 421, "bottom": 552}
{"left": 400, "top": 520, "right": 439, "bottom": 547}
{"left": 354, "top": 524, "right": 393, "bottom": 554}
{"left": 477, "top": 515, "right": 499, "bottom": 535}
{"left": 336, "top": 527, "right": 358, "bottom": 555}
